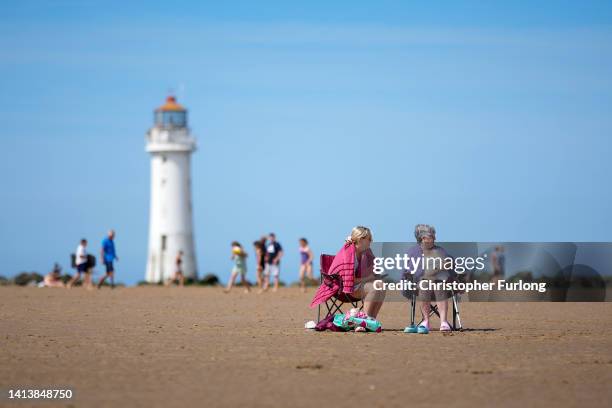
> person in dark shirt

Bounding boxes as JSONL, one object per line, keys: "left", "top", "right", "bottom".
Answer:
{"left": 261, "top": 233, "right": 283, "bottom": 292}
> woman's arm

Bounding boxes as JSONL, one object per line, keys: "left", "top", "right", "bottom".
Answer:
{"left": 363, "top": 249, "right": 375, "bottom": 277}
{"left": 275, "top": 250, "right": 283, "bottom": 264}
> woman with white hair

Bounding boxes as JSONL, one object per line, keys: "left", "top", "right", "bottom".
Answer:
{"left": 404, "top": 224, "right": 455, "bottom": 334}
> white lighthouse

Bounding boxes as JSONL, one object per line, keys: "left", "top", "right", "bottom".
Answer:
{"left": 145, "top": 96, "right": 198, "bottom": 282}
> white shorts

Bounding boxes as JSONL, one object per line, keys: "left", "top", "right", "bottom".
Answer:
{"left": 264, "top": 263, "right": 280, "bottom": 277}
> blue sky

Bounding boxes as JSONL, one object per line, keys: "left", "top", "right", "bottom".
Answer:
{"left": 1, "top": 1, "right": 611, "bottom": 285}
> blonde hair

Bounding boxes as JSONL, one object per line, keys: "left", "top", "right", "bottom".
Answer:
{"left": 346, "top": 226, "right": 373, "bottom": 244}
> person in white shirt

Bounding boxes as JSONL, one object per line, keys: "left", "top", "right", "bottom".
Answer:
{"left": 68, "top": 239, "right": 90, "bottom": 288}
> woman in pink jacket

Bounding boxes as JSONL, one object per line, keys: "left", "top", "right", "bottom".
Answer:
{"left": 311, "top": 226, "right": 386, "bottom": 322}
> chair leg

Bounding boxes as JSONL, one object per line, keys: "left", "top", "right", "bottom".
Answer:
{"left": 410, "top": 293, "right": 416, "bottom": 326}
{"left": 322, "top": 298, "right": 366, "bottom": 321}
{"left": 317, "top": 274, "right": 324, "bottom": 322}
{"left": 416, "top": 304, "right": 438, "bottom": 327}
{"left": 430, "top": 304, "right": 440, "bottom": 318}
{"left": 452, "top": 294, "right": 462, "bottom": 330}
{"left": 329, "top": 300, "right": 343, "bottom": 317}
{"left": 324, "top": 300, "right": 336, "bottom": 319}
{"left": 411, "top": 293, "right": 463, "bottom": 331}
{"left": 328, "top": 304, "right": 337, "bottom": 317}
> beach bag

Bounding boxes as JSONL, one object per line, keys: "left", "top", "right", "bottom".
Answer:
{"left": 332, "top": 312, "right": 382, "bottom": 333}
{"left": 314, "top": 314, "right": 345, "bottom": 332}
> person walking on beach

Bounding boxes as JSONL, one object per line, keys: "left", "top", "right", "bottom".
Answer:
{"left": 98, "top": 230, "right": 118, "bottom": 289}
{"left": 166, "top": 250, "right": 185, "bottom": 286}
{"left": 224, "top": 242, "right": 250, "bottom": 293}
{"left": 298, "top": 238, "right": 314, "bottom": 292}
{"left": 262, "top": 233, "right": 283, "bottom": 292}
{"left": 253, "top": 239, "right": 266, "bottom": 289}
{"left": 68, "top": 239, "right": 89, "bottom": 288}
{"left": 491, "top": 245, "right": 506, "bottom": 281}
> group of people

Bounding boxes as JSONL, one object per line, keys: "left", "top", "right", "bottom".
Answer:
{"left": 310, "top": 224, "right": 456, "bottom": 333}
{"left": 41, "top": 229, "right": 315, "bottom": 291}
{"left": 41, "top": 223, "right": 455, "bottom": 332}
{"left": 224, "top": 233, "right": 315, "bottom": 293}
{"left": 44, "top": 230, "right": 119, "bottom": 289}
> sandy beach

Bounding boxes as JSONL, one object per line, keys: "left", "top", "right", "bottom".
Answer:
{"left": 1, "top": 287, "right": 611, "bottom": 407}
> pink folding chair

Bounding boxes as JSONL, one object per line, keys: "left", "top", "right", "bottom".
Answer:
{"left": 316, "top": 254, "right": 364, "bottom": 322}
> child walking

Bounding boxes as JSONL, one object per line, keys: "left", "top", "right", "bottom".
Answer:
{"left": 224, "top": 242, "right": 251, "bottom": 293}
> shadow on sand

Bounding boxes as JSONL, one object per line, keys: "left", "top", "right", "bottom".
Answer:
{"left": 382, "top": 327, "right": 498, "bottom": 333}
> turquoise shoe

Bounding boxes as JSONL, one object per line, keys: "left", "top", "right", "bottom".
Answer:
{"left": 403, "top": 325, "right": 418, "bottom": 333}
{"left": 417, "top": 325, "right": 429, "bottom": 334}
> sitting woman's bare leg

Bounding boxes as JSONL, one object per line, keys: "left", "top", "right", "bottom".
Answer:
{"left": 361, "top": 282, "right": 386, "bottom": 318}
{"left": 436, "top": 299, "right": 448, "bottom": 323}
{"left": 420, "top": 301, "right": 431, "bottom": 326}
{"left": 298, "top": 264, "right": 306, "bottom": 291}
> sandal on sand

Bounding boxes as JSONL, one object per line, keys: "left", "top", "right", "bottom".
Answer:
{"left": 440, "top": 321, "right": 452, "bottom": 332}
{"left": 355, "top": 326, "right": 366, "bottom": 333}
{"left": 403, "top": 325, "right": 418, "bottom": 334}
{"left": 417, "top": 322, "right": 430, "bottom": 334}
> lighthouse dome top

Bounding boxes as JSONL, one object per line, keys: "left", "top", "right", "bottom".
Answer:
{"left": 156, "top": 95, "right": 185, "bottom": 112}
{"left": 154, "top": 96, "right": 187, "bottom": 128}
